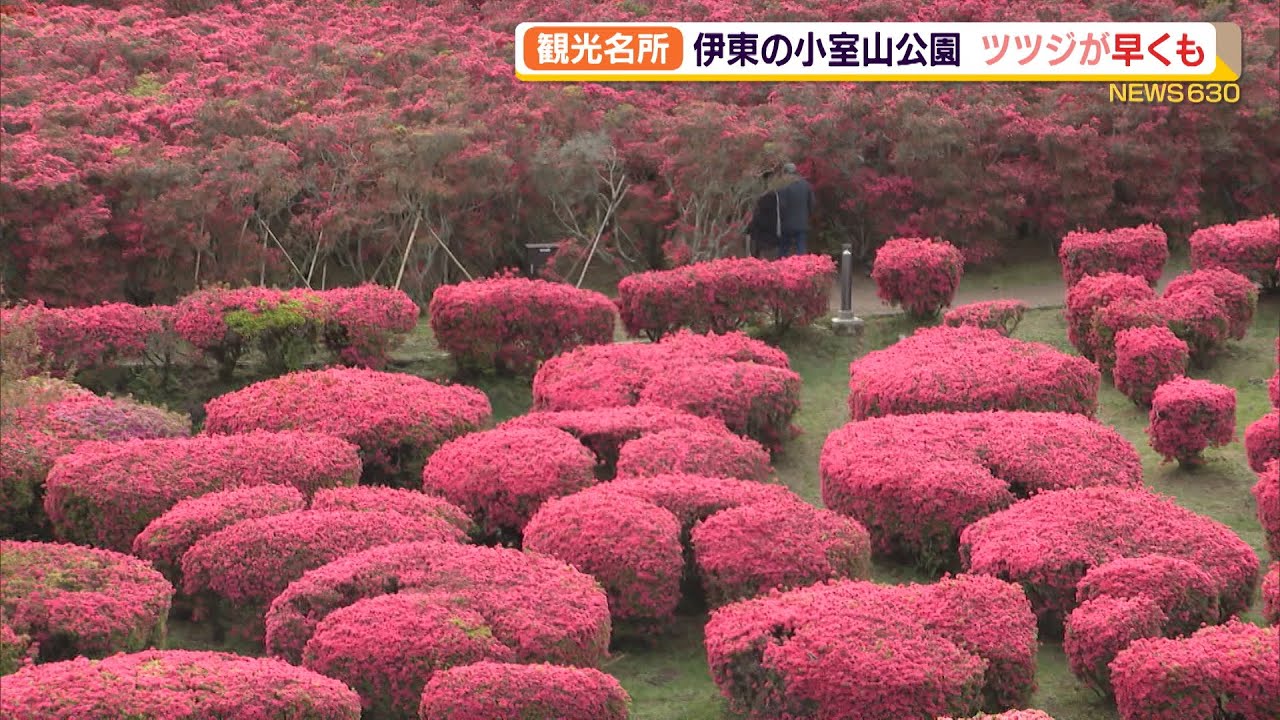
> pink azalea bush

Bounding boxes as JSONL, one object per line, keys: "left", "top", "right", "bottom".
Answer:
{"left": 1163, "top": 268, "right": 1259, "bottom": 340}
{"left": 1112, "top": 326, "right": 1189, "bottom": 406}
{"left": 1147, "top": 377, "right": 1236, "bottom": 466}
{"left": 1075, "top": 555, "right": 1221, "bottom": 637}
{"left": 1, "top": 540, "right": 173, "bottom": 663}
{"left": 870, "top": 237, "right": 965, "bottom": 319}
{"left": 1064, "top": 272, "right": 1156, "bottom": 360}
{"left": 181, "top": 510, "right": 466, "bottom": 642}
{"left": 421, "top": 427, "right": 597, "bottom": 541}
{"left": 311, "top": 486, "right": 474, "bottom": 535}
{"left": 938, "top": 712, "right": 1057, "bottom": 720}
{"left": 1255, "top": 460, "right": 1280, "bottom": 559}
{"left": 1160, "top": 284, "right": 1232, "bottom": 366}
{"left": 942, "top": 299, "right": 1027, "bottom": 336}
{"left": 428, "top": 274, "right": 616, "bottom": 375}
{"left": 1064, "top": 595, "right": 1167, "bottom": 696}
{"left": 847, "top": 326, "right": 1100, "bottom": 420}
{"left": 132, "top": 484, "right": 306, "bottom": 589}
{"left": 616, "top": 429, "right": 773, "bottom": 482}
{"left": 1058, "top": 224, "right": 1169, "bottom": 287}
{"left": 600, "top": 474, "right": 799, "bottom": 535}
{"left": 1188, "top": 215, "right": 1280, "bottom": 287}
{"left": 264, "top": 541, "right": 611, "bottom": 666}
{"left": 419, "top": 662, "right": 631, "bottom": 720}
{"left": 202, "top": 367, "right": 492, "bottom": 485}
{"left": 303, "top": 592, "right": 516, "bottom": 720}
{"left": 522, "top": 489, "right": 684, "bottom": 636}
{"left": 0, "top": 624, "right": 34, "bottom": 676}
{"left": 691, "top": 502, "right": 872, "bottom": 606}
{"left": 637, "top": 360, "right": 802, "bottom": 451}
{"left": 1110, "top": 621, "right": 1280, "bottom": 720}
{"left": 1263, "top": 563, "right": 1279, "bottom": 625}
{"left": 1245, "top": 410, "right": 1280, "bottom": 473}
{"left": 0, "top": 650, "right": 362, "bottom": 719}
{"left": 958, "top": 487, "right": 1259, "bottom": 635}
{"left": 1088, "top": 297, "right": 1169, "bottom": 371}
{"left": 43, "top": 431, "right": 361, "bottom": 551}
{"left": 318, "top": 284, "right": 419, "bottom": 369}
{"left": 173, "top": 286, "right": 323, "bottom": 378}
{"left": 704, "top": 574, "right": 1037, "bottom": 719}
{"left": 0, "top": 302, "right": 168, "bottom": 377}
{"left": 821, "top": 412, "right": 1143, "bottom": 571}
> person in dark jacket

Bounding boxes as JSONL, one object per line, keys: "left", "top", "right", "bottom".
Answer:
{"left": 747, "top": 170, "right": 782, "bottom": 258}
{"left": 775, "top": 162, "right": 815, "bottom": 256}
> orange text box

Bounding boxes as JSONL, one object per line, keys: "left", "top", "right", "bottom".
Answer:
{"left": 522, "top": 25, "right": 684, "bottom": 71}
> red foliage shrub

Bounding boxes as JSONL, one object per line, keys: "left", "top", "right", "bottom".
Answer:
{"left": 0, "top": 624, "right": 34, "bottom": 676}
{"left": 942, "top": 299, "right": 1027, "bottom": 336}
{"left": 0, "top": 302, "right": 168, "bottom": 376}
{"left": 181, "top": 510, "right": 466, "bottom": 641}
{"left": 173, "top": 286, "right": 320, "bottom": 375}
{"left": 303, "top": 592, "right": 515, "bottom": 719}
{"left": 311, "top": 486, "right": 474, "bottom": 535}
{"left": 428, "top": 275, "right": 616, "bottom": 375}
{"left": 1188, "top": 215, "right": 1280, "bottom": 286}
{"left": 704, "top": 574, "right": 1037, "bottom": 719}
{"left": 1264, "top": 563, "right": 1279, "bottom": 625}
{"left": 132, "top": 484, "right": 306, "bottom": 588}
{"left": 691, "top": 502, "right": 871, "bottom": 606}
{"left": 1075, "top": 555, "right": 1221, "bottom": 637}
{"left": 1110, "top": 621, "right": 1280, "bottom": 720}
{"left": 1245, "top": 410, "right": 1280, "bottom": 474}
{"left": 637, "top": 360, "right": 802, "bottom": 450}
{"left": 523, "top": 490, "right": 683, "bottom": 635}
{"left": 1058, "top": 224, "right": 1169, "bottom": 287}
{"left": 959, "top": 487, "right": 1259, "bottom": 636}
{"left": 419, "top": 662, "right": 631, "bottom": 720}
{"left": 43, "top": 431, "right": 361, "bottom": 551}
{"left": 1089, "top": 297, "right": 1169, "bottom": 371}
{"left": 616, "top": 429, "right": 773, "bottom": 482}
{"left": 421, "top": 427, "right": 596, "bottom": 540}
{"left": 1064, "top": 272, "right": 1156, "bottom": 360}
{"left": 264, "top": 542, "right": 610, "bottom": 667}
{"left": 1064, "top": 595, "right": 1167, "bottom": 696}
{"left": 1255, "top": 460, "right": 1280, "bottom": 559}
{"left": 1112, "top": 326, "right": 1189, "bottom": 406}
{"left": 762, "top": 254, "right": 839, "bottom": 332}
{"left": 0, "top": 540, "right": 172, "bottom": 663}
{"left": 0, "top": 650, "right": 362, "bottom": 720}
{"left": 938, "top": 712, "right": 1057, "bottom": 720}
{"left": 870, "top": 237, "right": 965, "bottom": 318}
{"left": 319, "top": 284, "right": 419, "bottom": 369}
{"left": 1271, "top": 369, "right": 1280, "bottom": 407}
{"left": 1147, "top": 377, "right": 1236, "bottom": 466}
{"left": 821, "top": 412, "right": 1143, "bottom": 571}
{"left": 600, "top": 474, "right": 799, "bottom": 535}
{"left": 1160, "top": 284, "right": 1232, "bottom": 366}
{"left": 498, "top": 406, "right": 731, "bottom": 479}
{"left": 848, "top": 326, "right": 1100, "bottom": 420}
{"left": 202, "top": 368, "right": 491, "bottom": 485}
{"left": 1163, "top": 268, "right": 1259, "bottom": 340}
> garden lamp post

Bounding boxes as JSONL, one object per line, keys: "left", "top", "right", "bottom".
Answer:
{"left": 831, "top": 243, "right": 864, "bottom": 336}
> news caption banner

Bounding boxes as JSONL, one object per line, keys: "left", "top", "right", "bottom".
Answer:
{"left": 514, "top": 22, "right": 1243, "bottom": 101}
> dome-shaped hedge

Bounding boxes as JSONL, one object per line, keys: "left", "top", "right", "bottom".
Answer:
{"left": 1058, "top": 224, "right": 1168, "bottom": 287}
{"left": 637, "top": 360, "right": 802, "bottom": 451}
{"left": 938, "top": 711, "right": 1058, "bottom": 720}
{"left": 1064, "top": 595, "right": 1167, "bottom": 696}
{"left": 1074, "top": 555, "right": 1220, "bottom": 637}
{"left": 264, "top": 541, "right": 610, "bottom": 666}
{"left": 1257, "top": 460, "right": 1280, "bottom": 559}
{"left": 419, "top": 662, "right": 632, "bottom": 720}
{"left": 602, "top": 474, "right": 799, "bottom": 534}
{"left": 1263, "top": 563, "right": 1279, "bottom": 625}
{"left": 1162, "top": 267, "right": 1259, "bottom": 340}
{"left": 1064, "top": 272, "right": 1156, "bottom": 360}
{"left": 0, "top": 650, "right": 362, "bottom": 719}
{"left": 942, "top": 299, "right": 1027, "bottom": 335}
{"left": 870, "top": 236, "right": 965, "bottom": 319}
{"left": 311, "top": 485, "right": 475, "bottom": 534}
{"left": 1, "top": 540, "right": 172, "bottom": 663}
{"left": 1245, "top": 410, "right": 1280, "bottom": 474}
{"left": 1188, "top": 215, "right": 1280, "bottom": 285}
{"left": 616, "top": 429, "right": 773, "bottom": 482}
{"left": 1112, "top": 326, "right": 1189, "bottom": 407}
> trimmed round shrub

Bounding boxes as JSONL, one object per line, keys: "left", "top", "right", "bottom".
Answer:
{"left": 1163, "top": 268, "right": 1259, "bottom": 340}
{"left": 419, "top": 661, "right": 631, "bottom": 720}
{"left": 1089, "top": 296, "right": 1169, "bottom": 372}
{"left": 1110, "top": 620, "right": 1280, "bottom": 720}
{"left": 616, "top": 429, "right": 773, "bottom": 482}
{"left": 1064, "top": 595, "right": 1167, "bottom": 696}
{"left": 264, "top": 541, "right": 611, "bottom": 666}
{"left": 181, "top": 510, "right": 466, "bottom": 641}
{"left": 1075, "top": 555, "right": 1221, "bottom": 637}
{"left": 938, "top": 712, "right": 1057, "bottom": 720}
{"left": 1058, "top": 224, "right": 1168, "bottom": 287}
{"left": 705, "top": 574, "right": 1037, "bottom": 719}
{"left": 498, "top": 406, "right": 732, "bottom": 479}
{"left": 0, "top": 301, "right": 168, "bottom": 377}
{"left": 848, "top": 326, "right": 1100, "bottom": 420}
{"left": 43, "top": 431, "right": 360, "bottom": 551}
{"left": 428, "top": 274, "right": 616, "bottom": 375}
{"left": 1245, "top": 410, "right": 1280, "bottom": 474}
{"left": 942, "top": 299, "right": 1027, "bottom": 335}
{"left": 421, "top": 427, "right": 597, "bottom": 541}
{"left": 637, "top": 360, "right": 802, "bottom": 451}
{"left": 311, "top": 486, "right": 474, "bottom": 535}
{"left": 1147, "top": 377, "right": 1236, "bottom": 466}
{"left": 1112, "top": 326, "right": 1189, "bottom": 406}
{"left": 1064, "top": 272, "right": 1156, "bottom": 360}
{"left": 601, "top": 474, "right": 800, "bottom": 534}
{"left": 1161, "top": 284, "right": 1232, "bottom": 366}
{"left": 958, "top": 487, "right": 1259, "bottom": 636}
{"left": 870, "top": 236, "right": 965, "bottom": 319}
{"left": 523, "top": 490, "right": 684, "bottom": 635}
{"left": 132, "top": 484, "right": 306, "bottom": 588}
{"left": 1264, "top": 563, "right": 1279, "bottom": 625}
{"left": 303, "top": 592, "right": 515, "bottom": 719}
{"left": 319, "top": 284, "right": 419, "bottom": 369}
{"left": 1188, "top": 215, "right": 1280, "bottom": 286}
{"left": 0, "top": 540, "right": 173, "bottom": 663}
{"left": 0, "top": 624, "right": 33, "bottom": 676}
{"left": 174, "top": 286, "right": 326, "bottom": 378}
{"left": 821, "top": 411, "right": 1143, "bottom": 570}
{"left": 202, "top": 368, "right": 492, "bottom": 485}
{"left": 1255, "top": 460, "right": 1280, "bottom": 559}
{"left": 0, "top": 650, "right": 362, "bottom": 719}
{"left": 691, "top": 502, "right": 871, "bottom": 606}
